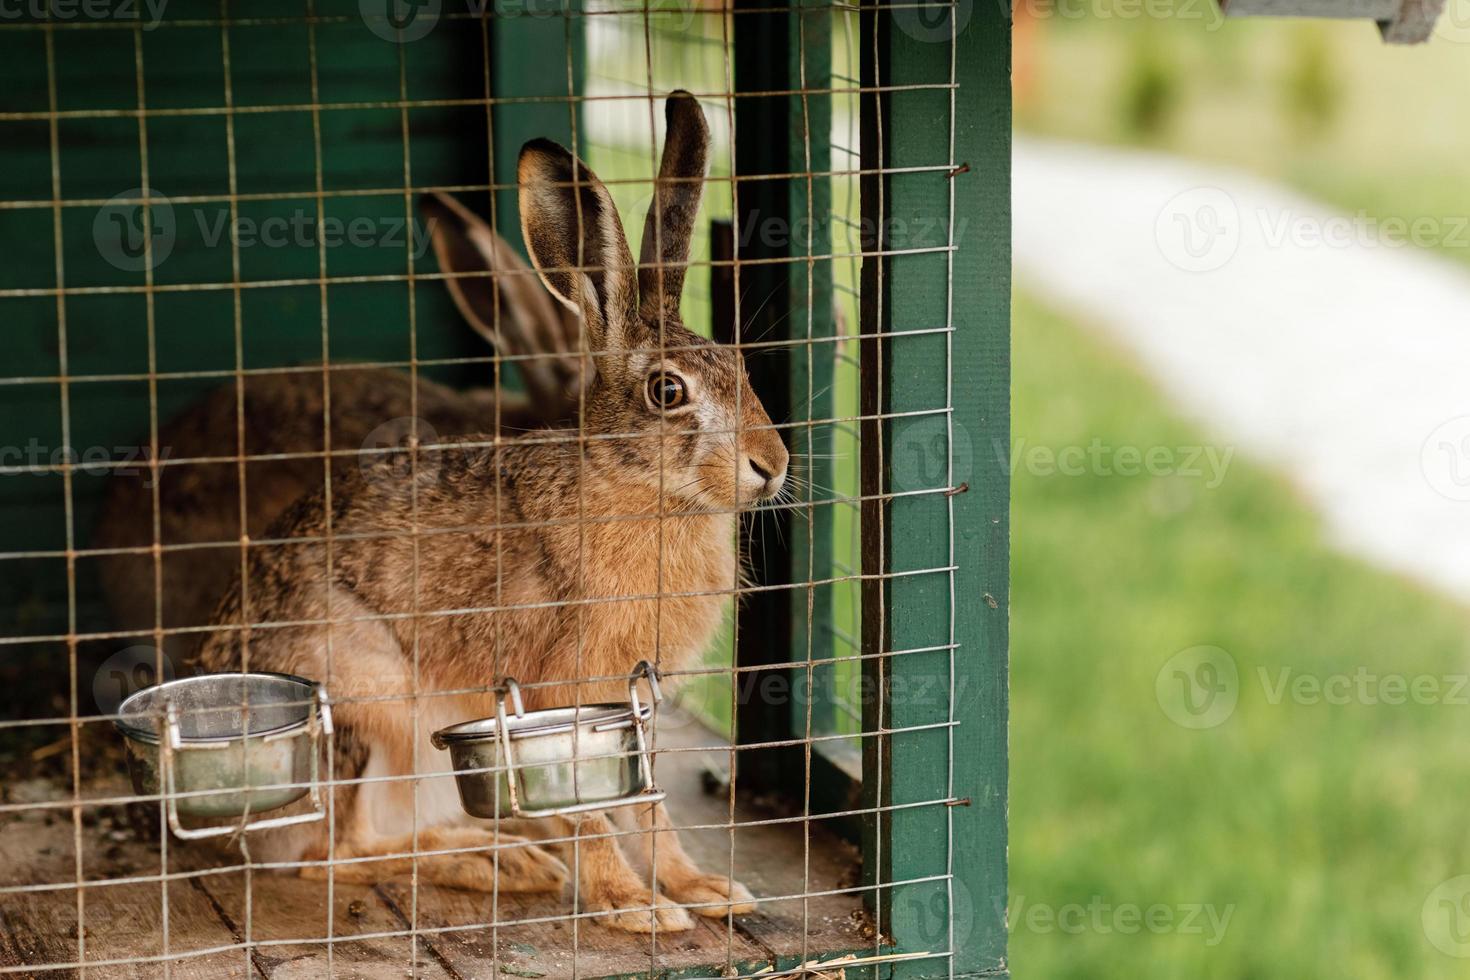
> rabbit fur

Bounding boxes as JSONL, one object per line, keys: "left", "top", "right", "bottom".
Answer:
{"left": 90, "top": 193, "right": 583, "bottom": 661}
{"left": 187, "top": 92, "right": 788, "bottom": 933}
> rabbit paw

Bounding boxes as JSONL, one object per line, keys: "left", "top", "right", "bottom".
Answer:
{"left": 298, "top": 831, "right": 567, "bottom": 895}
{"left": 585, "top": 885, "right": 696, "bottom": 933}
{"left": 491, "top": 839, "right": 570, "bottom": 894}
{"left": 662, "top": 873, "right": 757, "bottom": 917}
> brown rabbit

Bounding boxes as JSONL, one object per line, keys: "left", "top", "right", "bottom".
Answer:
{"left": 191, "top": 92, "right": 787, "bottom": 932}
{"left": 90, "top": 194, "right": 583, "bottom": 660}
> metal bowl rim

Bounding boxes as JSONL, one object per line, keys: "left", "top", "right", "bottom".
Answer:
{"left": 432, "top": 702, "right": 652, "bottom": 748}
{"left": 114, "top": 671, "right": 318, "bottom": 745}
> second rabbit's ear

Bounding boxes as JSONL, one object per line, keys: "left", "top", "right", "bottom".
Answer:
{"left": 638, "top": 91, "right": 710, "bottom": 316}
{"left": 519, "top": 139, "right": 638, "bottom": 356}
{"left": 420, "top": 191, "right": 582, "bottom": 413}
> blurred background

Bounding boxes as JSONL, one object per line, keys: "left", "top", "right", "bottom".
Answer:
{"left": 1008, "top": 5, "right": 1470, "bottom": 977}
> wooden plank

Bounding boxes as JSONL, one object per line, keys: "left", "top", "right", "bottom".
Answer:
{"left": 649, "top": 713, "right": 864, "bottom": 970}
{"left": 190, "top": 863, "right": 453, "bottom": 980}
{"left": 859, "top": 4, "right": 1010, "bottom": 978}
{"left": 376, "top": 880, "right": 766, "bottom": 980}
{"left": 1, "top": 711, "right": 864, "bottom": 979}
{"left": 0, "top": 802, "right": 252, "bottom": 978}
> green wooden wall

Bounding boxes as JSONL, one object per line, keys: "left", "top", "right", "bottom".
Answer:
{"left": 860, "top": 2, "right": 1011, "bottom": 978}
{"left": 0, "top": 4, "right": 579, "bottom": 646}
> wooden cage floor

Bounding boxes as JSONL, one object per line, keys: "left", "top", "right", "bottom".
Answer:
{"left": 0, "top": 710, "right": 868, "bottom": 979}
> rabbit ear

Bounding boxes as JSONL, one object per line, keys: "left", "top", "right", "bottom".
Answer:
{"left": 638, "top": 91, "right": 710, "bottom": 316}
{"left": 419, "top": 192, "right": 583, "bottom": 418}
{"left": 519, "top": 139, "right": 638, "bottom": 356}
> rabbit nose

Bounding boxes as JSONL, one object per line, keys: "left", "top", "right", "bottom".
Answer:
{"left": 746, "top": 455, "right": 785, "bottom": 492}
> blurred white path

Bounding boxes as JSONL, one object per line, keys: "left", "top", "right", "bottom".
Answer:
{"left": 1013, "top": 136, "right": 1470, "bottom": 603}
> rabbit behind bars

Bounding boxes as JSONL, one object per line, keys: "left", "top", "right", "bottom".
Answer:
{"left": 90, "top": 192, "right": 584, "bottom": 661}
{"left": 191, "top": 92, "right": 788, "bottom": 932}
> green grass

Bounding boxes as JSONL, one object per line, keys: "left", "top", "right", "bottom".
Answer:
{"left": 1010, "top": 289, "right": 1470, "bottom": 977}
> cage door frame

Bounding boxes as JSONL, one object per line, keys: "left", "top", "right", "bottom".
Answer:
{"left": 859, "top": 2, "right": 1011, "bottom": 978}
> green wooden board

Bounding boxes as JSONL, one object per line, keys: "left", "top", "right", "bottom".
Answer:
{"left": 859, "top": 3, "right": 1011, "bottom": 978}
{"left": 0, "top": 3, "right": 579, "bottom": 641}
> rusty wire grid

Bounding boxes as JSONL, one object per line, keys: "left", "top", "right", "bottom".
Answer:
{"left": 0, "top": 1, "right": 971, "bottom": 978}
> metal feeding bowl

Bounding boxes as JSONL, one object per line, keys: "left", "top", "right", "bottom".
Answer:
{"left": 114, "top": 672, "right": 333, "bottom": 839}
{"left": 431, "top": 662, "right": 666, "bottom": 819}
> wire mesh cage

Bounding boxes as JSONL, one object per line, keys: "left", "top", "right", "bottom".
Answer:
{"left": 0, "top": 2, "right": 1008, "bottom": 978}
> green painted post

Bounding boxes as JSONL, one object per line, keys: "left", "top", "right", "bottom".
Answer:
{"left": 784, "top": 0, "right": 837, "bottom": 764}
{"left": 859, "top": 2, "right": 1010, "bottom": 977}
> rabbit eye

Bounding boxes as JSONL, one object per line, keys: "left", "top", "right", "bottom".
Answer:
{"left": 646, "top": 372, "right": 688, "bottom": 410}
